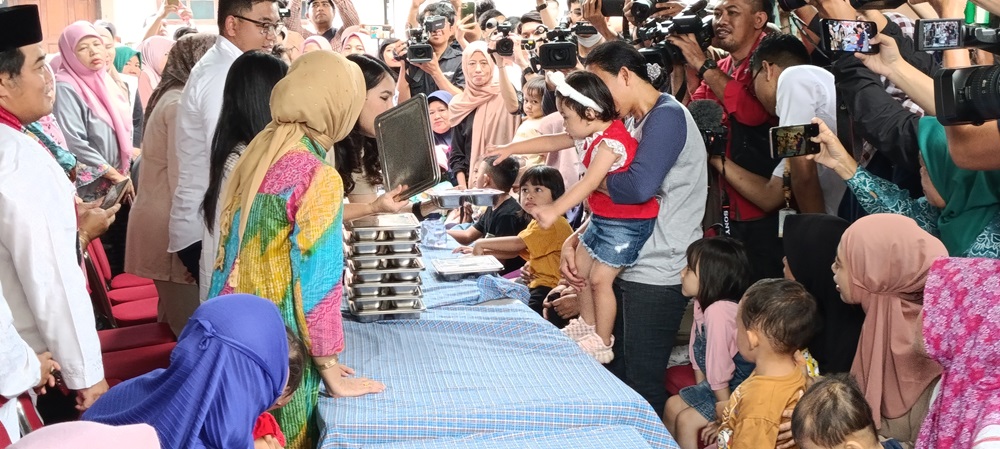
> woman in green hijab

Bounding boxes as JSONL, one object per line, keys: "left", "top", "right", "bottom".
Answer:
{"left": 809, "top": 116, "right": 1000, "bottom": 258}
{"left": 114, "top": 46, "right": 141, "bottom": 77}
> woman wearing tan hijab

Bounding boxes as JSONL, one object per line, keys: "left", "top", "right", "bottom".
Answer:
{"left": 832, "top": 213, "right": 947, "bottom": 446}
{"left": 447, "top": 41, "right": 520, "bottom": 189}
{"left": 206, "top": 51, "right": 385, "bottom": 449}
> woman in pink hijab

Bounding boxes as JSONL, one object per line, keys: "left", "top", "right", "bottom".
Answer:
{"left": 136, "top": 36, "right": 175, "bottom": 109}
{"left": 300, "top": 35, "right": 332, "bottom": 54}
{"left": 917, "top": 257, "right": 1000, "bottom": 449}
{"left": 832, "top": 213, "right": 947, "bottom": 446}
{"left": 339, "top": 26, "right": 370, "bottom": 56}
{"left": 52, "top": 21, "right": 134, "bottom": 202}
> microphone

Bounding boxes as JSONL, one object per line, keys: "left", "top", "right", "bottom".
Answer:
{"left": 688, "top": 99, "right": 725, "bottom": 134}
{"left": 687, "top": 99, "right": 727, "bottom": 156}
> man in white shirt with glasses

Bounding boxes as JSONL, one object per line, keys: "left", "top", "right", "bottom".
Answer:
{"left": 169, "top": 0, "right": 279, "bottom": 321}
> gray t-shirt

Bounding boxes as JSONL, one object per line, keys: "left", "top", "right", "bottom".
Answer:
{"left": 607, "top": 94, "right": 707, "bottom": 286}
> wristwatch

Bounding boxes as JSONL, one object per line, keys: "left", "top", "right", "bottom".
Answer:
{"left": 536, "top": 2, "right": 548, "bottom": 11}
{"left": 698, "top": 59, "right": 718, "bottom": 79}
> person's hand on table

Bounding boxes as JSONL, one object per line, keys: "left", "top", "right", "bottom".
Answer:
{"left": 471, "top": 242, "right": 487, "bottom": 256}
{"left": 559, "top": 233, "right": 586, "bottom": 288}
{"left": 700, "top": 420, "right": 720, "bottom": 446}
{"left": 318, "top": 362, "right": 385, "bottom": 398}
{"left": 775, "top": 389, "right": 805, "bottom": 449}
{"left": 453, "top": 246, "right": 473, "bottom": 254}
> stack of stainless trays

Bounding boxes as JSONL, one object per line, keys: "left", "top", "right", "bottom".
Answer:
{"left": 428, "top": 188, "right": 504, "bottom": 209}
{"left": 344, "top": 213, "right": 426, "bottom": 322}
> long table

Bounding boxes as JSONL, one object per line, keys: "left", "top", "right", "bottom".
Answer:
{"left": 318, "top": 246, "right": 677, "bottom": 448}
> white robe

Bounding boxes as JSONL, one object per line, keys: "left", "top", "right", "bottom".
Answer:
{"left": 0, "top": 290, "right": 40, "bottom": 443}
{"left": 0, "top": 124, "right": 103, "bottom": 392}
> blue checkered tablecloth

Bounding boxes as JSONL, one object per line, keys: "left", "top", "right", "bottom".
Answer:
{"left": 360, "top": 425, "right": 654, "bottom": 449}
{"left": 322, "top": 237, "right": 677, "bottom": 448}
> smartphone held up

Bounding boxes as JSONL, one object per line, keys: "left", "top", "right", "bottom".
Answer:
{"left": 821, "top": 19, "right": 879, "bottom": 54}
{"left": 770, "top": 124, "right": 820, "bottom": 159}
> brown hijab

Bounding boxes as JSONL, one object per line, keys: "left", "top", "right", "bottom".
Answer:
{"left": 143, "top": 33, "right": 216, "bottom": 125}
{"left": 839, "top": 214, "right": 946, "bottom": 425}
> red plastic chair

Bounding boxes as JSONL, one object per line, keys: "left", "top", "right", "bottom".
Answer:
{"left": 99, "top": 322, "right": 177, "bottom": 385}
{"left": 86, "top": 239, "right": 158, "bottom": 305}
{"left": 84, "top": 241, "right": 157, "bottom": 328}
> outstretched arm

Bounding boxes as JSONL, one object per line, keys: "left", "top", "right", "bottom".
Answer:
{"left": 533, "top": 141, "right": 616, "bottom": 228}
{"left": 472, "top": 236, "right": 528, "bottom": 259}
{"left": 488, "top": 133, "right": 576, "bottom": 162}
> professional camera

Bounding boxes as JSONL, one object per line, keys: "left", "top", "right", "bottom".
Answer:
{"left": 406, "top": 15, "right": 447, "bottom": 63}
{"left": 915, "top": 19, "right": 1000, "bottom": 52}
{"left": 495, "top": 21, "right": 515, "bottom": 57}
{"left": 637, "top": 0, "right": 713, "bottom": 76}
{"left": 538, "top": 22, "right": 578, "bottom": 69}
{"left": 934, "top": 65, "right": 1000, "bottom": 125}
{"left": 631, "top": 0, "right": 669, "bottom": 24}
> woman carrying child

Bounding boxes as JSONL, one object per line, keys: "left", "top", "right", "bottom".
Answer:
{"left": 664, "top": 237, "right": 755, "bottom": 449}
{"left": 469, "top": 166, "right": 573, "bottom": 322}
{"left": 489, "top": 71, "right": 658, "bottom": 363}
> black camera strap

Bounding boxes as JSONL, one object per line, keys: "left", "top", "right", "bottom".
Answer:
{"left": 720, "top": 157, "right": 731, "bottom": 236}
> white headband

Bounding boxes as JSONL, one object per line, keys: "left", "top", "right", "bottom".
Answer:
{"left": 549, "top": 71, "right": 604, "bottom": 114}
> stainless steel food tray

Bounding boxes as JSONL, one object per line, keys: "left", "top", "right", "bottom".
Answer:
{"left": 375, "top": 95, "right": 441, "bottom": 199}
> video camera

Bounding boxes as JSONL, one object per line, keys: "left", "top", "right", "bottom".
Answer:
{"left": 495, "top": 21, "right": 515, "bottom": 57}
{"left": 406, "top": 15, "right": 447, "bottom": 63}
{"left": 535, "top": 21, "right": 599, "bottom": 69}
{"left": 637, "top": 0, "right": 714, "bottom": 77}
{"left": 934, "top": 65, "right": 1000, "bottom": 125}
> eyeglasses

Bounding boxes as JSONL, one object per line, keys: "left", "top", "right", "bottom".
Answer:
{"left": 234, "top": 15, "right": 279, "bottom": 37}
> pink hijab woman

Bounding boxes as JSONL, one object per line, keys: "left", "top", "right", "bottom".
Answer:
{"left": 300, "top": 35, "right": 332, "bottom": 54}
{"left": 835, "top": 214, "right": 947, "bottom": 443}
{"left": 136, "top": 36, "right": 175, "bottom": 109}
{"left": 339, "top": 26, "right": 370, "bottom": 56}
{"left": 56, "top": 21, "right": 133, "bottom": 177}
{"left": 917, "top": 257, "right": 1000, "bottom": 449}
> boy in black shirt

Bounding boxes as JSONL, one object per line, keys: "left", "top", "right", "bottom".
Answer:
{"left": 449, "top": 157, "right": 530, "bottom": 274}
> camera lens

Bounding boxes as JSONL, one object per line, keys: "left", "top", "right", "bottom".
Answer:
{"left": 496, "top": 38, "right": 514, "bottom": 57}
{"left": 631, "top": 0, "right": 653, "bottom": 23}
{"left": 969, "top": 64, "right": 1000, "bottom": 122}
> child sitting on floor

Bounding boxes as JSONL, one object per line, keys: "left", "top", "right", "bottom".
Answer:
{"left": 714, "top": 279, "right": 818, "bottom": 449}
{"left": 469, "top": 166, "right": 572, "bottom": 322}
{"left": 665, "top": 237, "right": 755, "bottom": 449}
{"left": 791, "top": 374, "right": 906, "bottom": 449}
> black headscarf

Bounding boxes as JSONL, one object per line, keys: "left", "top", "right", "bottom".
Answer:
{"left": 783, "top": 214, "right": 866, "bottom": 374}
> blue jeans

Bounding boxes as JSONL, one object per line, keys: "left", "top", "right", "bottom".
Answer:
{"left": 608, "top": 280, "right": 689, "bottom": 417}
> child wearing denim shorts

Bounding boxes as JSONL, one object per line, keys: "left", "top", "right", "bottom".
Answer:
{"left": 488, "top": 71, "right": 657, "bottom": 363}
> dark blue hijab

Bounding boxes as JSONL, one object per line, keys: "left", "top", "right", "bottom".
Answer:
{"left": 83, "top": 294, "right": 289, "bottom": 449}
